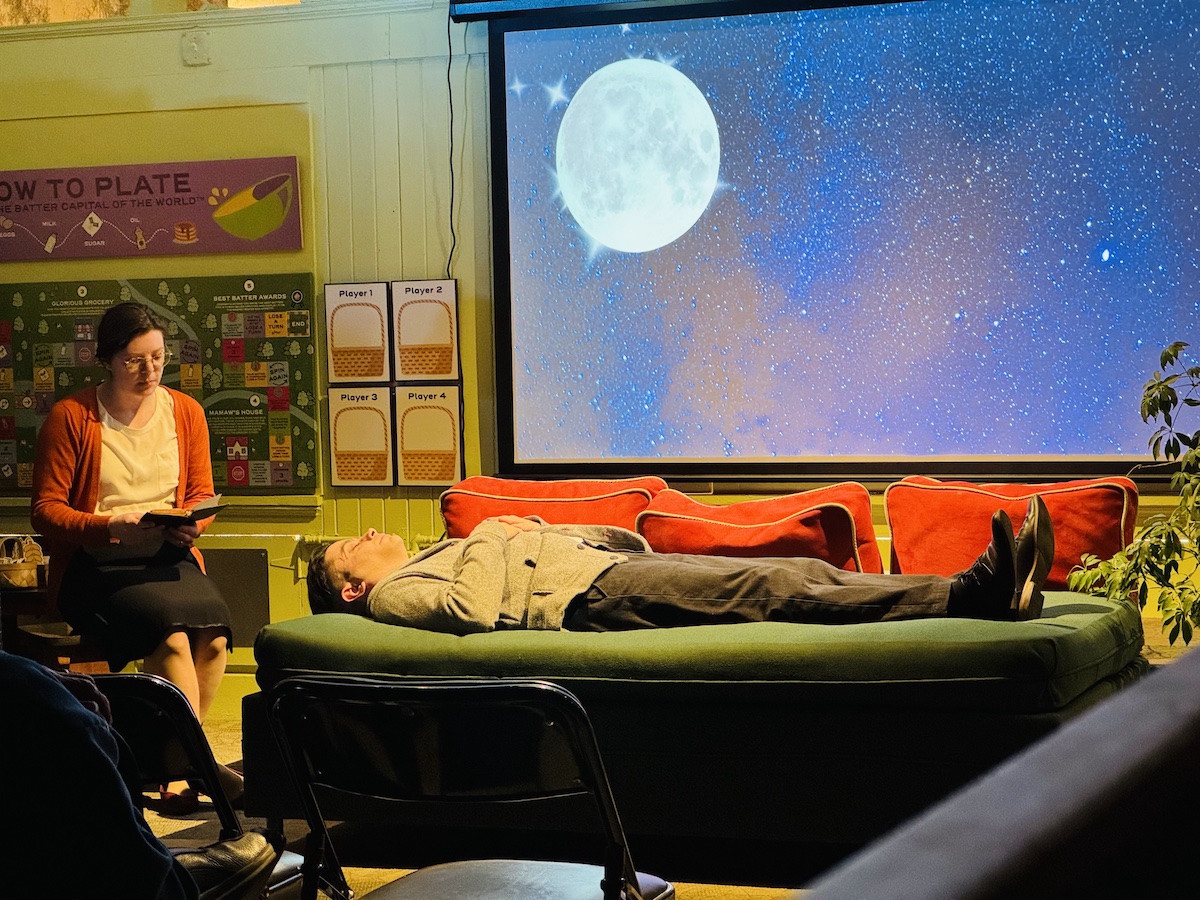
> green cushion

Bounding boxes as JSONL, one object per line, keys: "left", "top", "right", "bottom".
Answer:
{"left": 254, "top": 592, "right": 1143, "bottom": 713}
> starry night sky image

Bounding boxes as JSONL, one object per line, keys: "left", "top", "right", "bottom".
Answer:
{"left": 502, "top": 0, "right": 1198, "bottom": 464}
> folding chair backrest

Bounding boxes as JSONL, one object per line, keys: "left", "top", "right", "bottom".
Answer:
{"left": 95, "top": 672, "right": 243, "bottom": 841}
{"left": 268, "top": 676, "right": 641, "bottom": 899}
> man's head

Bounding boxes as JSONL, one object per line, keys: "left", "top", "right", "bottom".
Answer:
{"left": 306, "top": 529, "right": 410, "bottom": 615}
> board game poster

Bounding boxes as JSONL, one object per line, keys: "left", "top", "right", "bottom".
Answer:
{"left": 0, "top": 273, "right": 318, "bottom": 496}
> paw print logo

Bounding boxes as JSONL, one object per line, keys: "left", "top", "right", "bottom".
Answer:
{"left": 208, "top": 187, "right": 229, "bottom": 207}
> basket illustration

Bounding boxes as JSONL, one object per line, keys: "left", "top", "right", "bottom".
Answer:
{"left": 333, "top": 406, "right": 390, "bottom": 482}
{"left": 396, "top": 299, "right": 455, "bottom": 376}
{"left": 400, "top": 405, "right": 458, "bottom": 483}
{"left": 330, "top": 302, "right": 386, "bottom": 380}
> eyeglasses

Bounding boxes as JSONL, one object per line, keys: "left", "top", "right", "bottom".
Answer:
{"left": 120, "top": 349, "right": 173, "bottom": 373}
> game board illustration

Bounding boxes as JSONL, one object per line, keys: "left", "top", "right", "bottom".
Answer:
{"left": 0, "top": 273, "right": 318, "bottom": 495}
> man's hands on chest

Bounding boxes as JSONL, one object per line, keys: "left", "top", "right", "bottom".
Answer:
{"left": 485, "top": 515, "right": 541, "bottom": 539}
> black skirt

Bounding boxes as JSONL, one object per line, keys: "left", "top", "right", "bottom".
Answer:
{"left": 58, "top": 544, "right": 233, "bottom": 671}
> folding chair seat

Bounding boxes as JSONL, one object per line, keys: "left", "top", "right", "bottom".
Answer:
{"left": 267, "top": 675, "right": 675, "bottom": 900}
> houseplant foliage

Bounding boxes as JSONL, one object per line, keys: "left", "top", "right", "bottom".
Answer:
{"left": 1069, "top": 342, "right": 1200, "bottom": 646}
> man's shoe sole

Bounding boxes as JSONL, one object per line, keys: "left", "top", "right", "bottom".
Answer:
{"left": 1014, "top": 496, "right": 1054, "bottom": 621}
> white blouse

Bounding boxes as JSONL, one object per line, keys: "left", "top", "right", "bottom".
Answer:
{"left": 94, "top": 386, "right": 181, "bottom": 516}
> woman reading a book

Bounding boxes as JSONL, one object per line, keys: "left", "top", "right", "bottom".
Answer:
{"left": 31, "top": 302, "right": 238, "bottom": 812}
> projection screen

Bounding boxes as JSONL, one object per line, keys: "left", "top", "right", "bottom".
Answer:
{"left": 491, "top": 0, "right": 1197, "bottom": 479}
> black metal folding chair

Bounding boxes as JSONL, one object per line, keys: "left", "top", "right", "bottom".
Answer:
{"left": 267, "top": 675, "right": 675, "bottom": 900}
{"left": 95, "top": 672, "right": 244, "bottom": 841}
{"left": 95, "top": 673, "right": 300, "bottom": 899}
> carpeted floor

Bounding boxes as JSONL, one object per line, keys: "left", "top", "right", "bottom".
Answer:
{"left": 143, "top": 672, "right": 799, "bottom": 899}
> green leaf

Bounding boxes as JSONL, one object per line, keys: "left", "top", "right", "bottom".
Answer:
{"left": 1168, "top": 619, "right": 1181, "bottom": 645}
{"left": 1161, "top": 341, "right": 1189, "bottom": 368}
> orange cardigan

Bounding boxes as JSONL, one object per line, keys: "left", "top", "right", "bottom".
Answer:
{"left": 30, "top": 386, "right": 216, "bottom": 605}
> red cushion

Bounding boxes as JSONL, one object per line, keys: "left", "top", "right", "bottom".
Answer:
{"left": 440, "top": 476, "right": 668, "bottom": 537}
{"left": 884, "top": 476, "right": 1138, "bottom": 588}
{"left": 635, "top": 484, "right": 883, "bottom": 572}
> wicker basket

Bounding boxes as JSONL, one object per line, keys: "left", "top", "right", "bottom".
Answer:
{"left": 330, "top": 303, "right": 386, "bottom": 380}
{"left": 0, "top": 536, "right": 43, "bottom": 590}
{"left": 397, "top": 299, "right": 455, "bottom": 376}
{"left": 333, "top": 407, "right": 390, "bottom": 482}
{"left": 400, "top": 405, "right": 457, "bottom": 483}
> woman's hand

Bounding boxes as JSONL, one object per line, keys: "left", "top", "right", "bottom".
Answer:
{"left": 164, "top": 520, "right": 201, "bottom": 550}
{"left": 107, "top": 511, "right": 162, "bottom": 549}
{"left": 107, "top": 513, "right": 199, "bottom": 551}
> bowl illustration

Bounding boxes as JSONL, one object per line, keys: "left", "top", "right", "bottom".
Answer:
{"left": 212, "top": 173, "right": 294, "bottom": 241}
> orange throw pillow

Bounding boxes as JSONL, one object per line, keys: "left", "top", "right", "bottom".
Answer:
{"left": 635, "top": 484, "right": 883, "bottom": 573}
{"left": 440, "top": 476, "right": 667, "bottom": 537}
{"left": 884, "top": 476, "right": 1138, "bottom": 588}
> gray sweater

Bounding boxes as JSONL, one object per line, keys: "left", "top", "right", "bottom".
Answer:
{"left": 367, "top": 521, "right": 650, "bottom": 634}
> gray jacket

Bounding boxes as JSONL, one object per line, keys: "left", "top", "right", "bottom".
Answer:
{"left": 367, "top": 521, "right": 650, "bottom": 634}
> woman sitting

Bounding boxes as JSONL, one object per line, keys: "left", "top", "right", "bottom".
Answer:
{"left": 31, "top": 301, "right": 239, "bottom": 813}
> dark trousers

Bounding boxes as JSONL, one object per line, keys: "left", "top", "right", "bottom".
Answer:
{"left": 564, "top": 553, "right": 950, "bottom": 631}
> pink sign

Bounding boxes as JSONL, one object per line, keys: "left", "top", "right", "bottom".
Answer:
{"left": 0, "top": 157, "right": 302, "bottom": 261}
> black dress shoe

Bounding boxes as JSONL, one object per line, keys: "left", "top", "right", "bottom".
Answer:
{"left": 1013, "top": 495, "right": 1054, "bottom": 621}
{"left": 175, "top": 828, "right": 281, "bottom": 900}
{"left": 948, "top": 509, "right": 1017, "bottom": 621}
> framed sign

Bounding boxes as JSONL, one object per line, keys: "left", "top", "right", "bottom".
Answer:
{"left": 0, "top": 273, "right": 318, "bottom": 495}
{"left": 0, "top": 157, "right": 302, "bottom": 262}
{"left": 392, "top": 280, "right": 459, "bottom": 381}
{"left": 328, "top": 387, "right": 395, "bottom": 487}
{"left": 324, "top": 282, "right": 390, "bottom": 384}
{"left": 395, "top": 385, "right": 462, "bottom": 485}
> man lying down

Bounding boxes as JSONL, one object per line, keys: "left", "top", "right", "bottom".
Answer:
{"left": 306, "top": 497, "right": 1053, "bottom": 634}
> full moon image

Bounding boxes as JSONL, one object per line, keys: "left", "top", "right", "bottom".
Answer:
{"left": 556, "top": 58, "right": 721, "bottom": 253}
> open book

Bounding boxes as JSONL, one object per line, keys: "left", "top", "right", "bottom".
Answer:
{"left": 141, "top": 494, "right": 227, "bottom": 527}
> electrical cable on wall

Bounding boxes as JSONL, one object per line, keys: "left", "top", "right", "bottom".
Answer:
{"left": 444, "top": 7, "right": 459, "bottom": 281}
{"left": 445, "top": 5, "right": 466, "bottom": 480}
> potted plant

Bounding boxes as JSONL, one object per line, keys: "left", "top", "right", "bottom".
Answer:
{"left": 1069, "top": 341, "right": 1199, "bottom": 646}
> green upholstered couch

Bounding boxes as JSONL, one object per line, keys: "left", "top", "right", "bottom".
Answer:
{"left": 242, "top": 591, "right": 1147, "bottom": 883}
